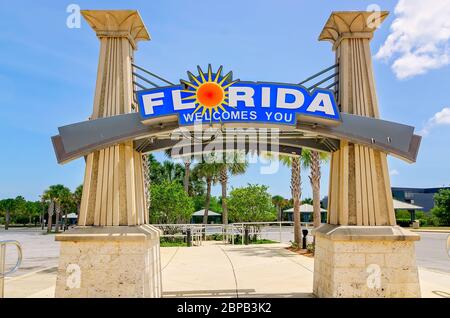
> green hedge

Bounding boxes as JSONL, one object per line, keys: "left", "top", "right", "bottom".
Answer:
{"left": 396, "top": 217, "right": 439, "bottom": 227}
{"left": 396, "top": 218, "right": 412, "bottom": 227}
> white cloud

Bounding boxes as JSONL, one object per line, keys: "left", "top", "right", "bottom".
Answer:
{"left": 419, "top": 107, "right": 450, "bottom": 135}
{"left": 375, "top": 0, "right": 450, "bottom": 79}
{"left": 389, "top": 169, "right": 399, "bottom": 176}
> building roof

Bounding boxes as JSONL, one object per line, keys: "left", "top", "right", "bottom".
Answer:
{"left": 284, "top": 203, "right": 327, "bottom": 213}
{"left": 392, "top": 186, "right": 450, "bottom": 193}
{"left": 392, "top": 199, "right": 423, "bottom": 210}
{"left": 192, "top": 209, "right": 221, "bottom": 217}
{"left": 284, "top": 200, "right": 423, "bottom": 213}
{"left": 62, "top": 213, "right": 78, "bottom": 219}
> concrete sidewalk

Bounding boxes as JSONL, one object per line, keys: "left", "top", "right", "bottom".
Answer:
{"left": 161, "top": 242, "right": 313, "bottom": 298}
{"left": 4, "top": 266, "right": 57, "bottom": 298}
{"left": 3, "top": 242, "right": 450, "bottom": 298}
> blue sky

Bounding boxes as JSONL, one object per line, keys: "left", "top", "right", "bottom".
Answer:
{"left": 1, "top": 0, "right": 449, "bottom": 201}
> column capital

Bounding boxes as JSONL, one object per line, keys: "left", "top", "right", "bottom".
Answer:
{"left": 319, "top": 11, "right": 388, "bottom": 50}
{"left": 81, "top": 10, "right": 150, "bottom": 49}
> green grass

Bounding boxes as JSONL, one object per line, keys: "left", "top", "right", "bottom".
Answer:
{"left": 160, "top": 237, "right": 187, "bottom": 247}
{"left": 160, "top": 241, "right": 187, "bottom": 247}
{"left": 414, "top": 226, "right": 450, "bottom": 231}
{"left": 231, "top": 236, "right": 278, "bottom": 244}
{"left": 250, "top": 239, "right": 278, "bottom": 244}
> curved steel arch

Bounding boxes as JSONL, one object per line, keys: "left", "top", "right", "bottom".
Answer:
{"left": 51, "top": 112, "right": 420, "bottom": 164}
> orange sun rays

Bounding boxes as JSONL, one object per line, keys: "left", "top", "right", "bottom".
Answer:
{"left": 180, "top": 65, "right": 238, "bottom": 118}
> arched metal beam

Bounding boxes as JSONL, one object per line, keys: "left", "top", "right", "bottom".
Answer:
{"left": 51, "top": 112, "right": 421, "bottom": 164}
{"left": 134, "top": 136, "right": 337, "bottom": 156}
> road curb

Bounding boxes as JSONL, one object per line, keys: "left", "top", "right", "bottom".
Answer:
{"left": 410, "top": 229, "right": 450, "bottom": 233}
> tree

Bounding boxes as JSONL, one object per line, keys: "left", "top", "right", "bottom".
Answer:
{"left": 42, "top": 185, "right": 72, "bottom": 233}
{"left": 193, "top": 195, "right": 222, "bottom": 213}
{"left": 279, "top": 154, "right": 302, "bottom": 245}
{"left": 183, "top": 159, "right": 191, "bottom": 193}
{"left": 164, "top": 149, "right": 192, "bottom": 193}
{"left": 272, "top": 195, "right": 289, "bottom": 221}
{"left": 150, "top": 181, "right": 194, "bottom": 224}
{"left": 0, "top": 198, "right": 16, "bottom": 230}
{"left": 146, "top": 153, "right": 164, "bottom": 184}
{"left": 25, "top": 201, "right": 42, "bottom": 225}
{"left": 161, "top": 161, "right": 184, "bottom": 184}
{"left": 302, "top": 149, "right": 329, "bottom": 228}
{"left": 188, "top": 173, "right": 206, "bottom": 197}
{"left": 73, "top": 185, "right": 83, "bottom": 224}
{"left": 47, "top": 201, "right": 54, "bottom": 233}
{"left": 228, "top": 184, "right": 276, "bottom": 222}
{"left": 193, "top": 162, "right": 221, "bottom": 225}
{"left": 431, "top": 189, "right": 450, "bottom": 226}
{"left": 218, "top": 154, "right": 248, "bottom": 225}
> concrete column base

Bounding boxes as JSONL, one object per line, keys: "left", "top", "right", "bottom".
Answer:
{"left": 54, "top": 225, "right": 162, "bottom": 298}
{"left": 313, "top": 225, "right": 421, "bottom": 298}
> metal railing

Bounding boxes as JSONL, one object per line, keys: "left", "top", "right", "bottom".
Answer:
{"left": 132, "top": 62, "right": 339, "bottom": 98}
{"left": 153, "top": 223, "right": 206, "bottom": 246}
{"left": 227, "top": 221, "right": 314, "bottom": 245}
{"left": 0, "top": 240, "right": 23, "bottom": 298}
{"left": 152, "top": 222, "right": 315, "bottom": 246}
{"left": 299, "top": 63, "right": 339, "bottom": 94}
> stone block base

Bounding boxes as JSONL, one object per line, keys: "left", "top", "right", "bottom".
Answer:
{"left": 54, "top": 225, "right": 162, "bottom": 298}
{"left": 313, "top": 225, "right": 421, "bottom": 298}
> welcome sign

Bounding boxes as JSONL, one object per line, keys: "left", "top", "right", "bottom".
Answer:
{"left": 136, "top": 65, "right": 340, "bottom": 126}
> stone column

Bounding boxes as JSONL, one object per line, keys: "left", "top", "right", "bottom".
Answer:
{"left": 55, "top": 10, "right": 162, "bottom": 298}
{"left": 313, "top": 11, "right": 421, "bottom": 297}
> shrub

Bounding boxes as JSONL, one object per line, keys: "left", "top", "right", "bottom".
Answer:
{"left": 396, "top": 218, "right": 411, "bottom": 227}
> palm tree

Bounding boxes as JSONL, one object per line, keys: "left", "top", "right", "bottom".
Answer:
{"left": 46, "top": 200, "right": 54, "bottom": 233}
{"left": 219, "top": 155, "right": 248, "bottom": 225}
{"left": 193, "top": 162, "right": 221, "bottom": 225}
{"left": 302, "top": 150, "right": 329, "bottom": 228}
{"left": 279, "top": 154, "right": 302, "bottom": 245}
{"left": 0, "top": 198, "right": 15, "bottom": 230}
{"left": 73, "top": 185, "right": 83, "bottom": 225}
{"left": 183, "top": 160, "right": 191, "bottom": 193}
{"left": 272, "top": 195, "right": 288, "bottom": 222}
{"left": 161, "top": 161, "right": 184, "bottom": 183}
{"left": 39, "top": 197, "right": 46, "bottom": 230}
{"left": 260, "top": 152, "right": 303, "bottom": 245}
{"left": 42, "top": 185, "right": 71, "bottom": 233}
{"left": 164, "top": 150, "right": 192, "bottom": 193}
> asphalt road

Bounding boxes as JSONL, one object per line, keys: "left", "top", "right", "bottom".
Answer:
{"left": 415, "top": 232, "right": 450, "bottom": 273}
{"left": 260, "top": 227, "right": 450, "bottom": 273}
{"left": 0, "top": 227, "right": 449, "bottom": 276}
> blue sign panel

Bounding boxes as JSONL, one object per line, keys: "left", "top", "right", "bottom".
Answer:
{"left": 136, "top": 66, "right": 340, "bottom": 126}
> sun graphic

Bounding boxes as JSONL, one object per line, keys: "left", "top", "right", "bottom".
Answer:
{"left": 180, "top": 65, "right": 238, "bottom": 117}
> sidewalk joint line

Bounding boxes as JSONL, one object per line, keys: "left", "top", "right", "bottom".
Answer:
{"left": 218, "top": 246, "right": 239, "bottom": 298}
{"left": 161, "top": 247, "right": 180, "bottom": 271}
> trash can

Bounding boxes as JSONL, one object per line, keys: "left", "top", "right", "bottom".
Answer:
{"left": 412, "top": 220, "right": 420, "bottom": 229}
{"left": 244, "top": 226, "right": 250, "bottom": 245}
{"left": 186, "top": 228, "right": 192, "bottom": 247}
{"left": 302, "top": 229, "right": 309, "bottom": 249}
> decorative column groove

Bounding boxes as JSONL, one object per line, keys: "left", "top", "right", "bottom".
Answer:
{"left": 313, "top": 11, "right": 420, "bottom": 298}
{"left": 320, "top": 11, "right": 395, "bottom": 226}
{"left": 55, "top": 10, "right": 162, "bottom": 298}
{"left": 77, "top": 10, "right": 150, "bottom": 227}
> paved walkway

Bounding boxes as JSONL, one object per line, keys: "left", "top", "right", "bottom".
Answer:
{"left": 0, "top": 228, "right": 60, "bottom": 276}
{"left": 3, "top": 242, "right": 450, "bottom": 298}
{"left": 161, "top": 242, "right": 313, "bottom": 298}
